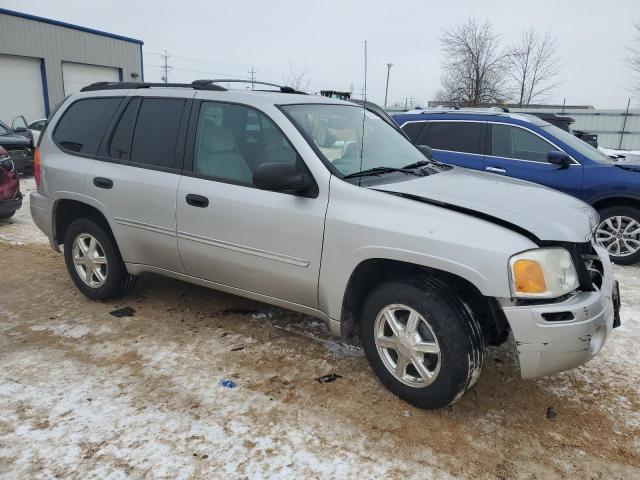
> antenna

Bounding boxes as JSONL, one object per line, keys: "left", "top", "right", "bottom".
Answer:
{"left": 358, "top": 40, "right": 367, "bottom": 187}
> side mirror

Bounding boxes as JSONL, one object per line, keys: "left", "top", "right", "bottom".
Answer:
{"left": 14, "top": 127, "right": 27, "bottom": 133}
{"left": 254, "top": 162, "right": 314, "bottom": 196}
{"left": 547, "top": 151, "right": 571, "bottom": 169}
{"left": 417, "top": 145, "right": 433, "bottom": 160}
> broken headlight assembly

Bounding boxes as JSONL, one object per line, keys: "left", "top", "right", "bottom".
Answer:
{"left": 509, "top": 248, "right": 579, "bottom": 299}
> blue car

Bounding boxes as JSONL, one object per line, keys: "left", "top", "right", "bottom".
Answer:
{"left": 393, "top": 110, "right": 640, "bottom": 264}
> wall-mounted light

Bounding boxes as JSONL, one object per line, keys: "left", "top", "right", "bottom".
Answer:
{"left": 131, "top": 72, "right": 140, "bottom": 79}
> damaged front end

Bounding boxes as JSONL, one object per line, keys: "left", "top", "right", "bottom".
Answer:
{"left": 499, "top": 242, "right": 620, "bottom": 379}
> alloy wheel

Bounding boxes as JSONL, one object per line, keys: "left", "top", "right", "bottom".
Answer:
{"left": 596, "top": 215, "right": 640, "bottom": 258}
{"left": 72, "top": 233, "right": 108, "bottom": 288}
{"left": 374, "top": 304, "right": 441, "bottom": 388}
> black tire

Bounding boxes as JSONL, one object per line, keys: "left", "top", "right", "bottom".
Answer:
{"left": 596, "top": 205, "right": 640, "bottom": 265}
{"left": 63, "top": 217, "right": 135, "bottom": 300}
{"left": 361, "top": 277, "right": 485, "bottom": 409}
{"left": 0, "top": 210, "right": 15, "bottom": 220}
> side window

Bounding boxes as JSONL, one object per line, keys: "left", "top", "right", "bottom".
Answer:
{"left": 109, "top": 98, "right": 141, "bottom": 161}
{"left": 129, "top": 98, "right": 185, "bottom": 168}
{"left": 491, "top": 124, "right": 555, "bottom": 163}
{"left": 194, "top": 102, "right": 298, "bottom": 186}
{"left": 54, "top": 97, "right": 121, "bottom": 154}
{"left": 418, "top": 122, "right": 485, "bottom": 154}
{"left": 401, "top": 122, "right": 426, "bottom": 143}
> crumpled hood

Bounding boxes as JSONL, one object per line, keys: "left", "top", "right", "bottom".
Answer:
{"left": 374, "top": 167, "right": 597, "bottom": 243}
{"left": 0, "top": 134, "right": 30, "bottom": 146}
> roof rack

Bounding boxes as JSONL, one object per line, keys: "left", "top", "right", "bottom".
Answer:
{"left": 405, "top": 107, "right": 512, "bottom": 116}
{"left": 80, "top": 79, "right": 305, "bottom": 94}
{"left": 193, "top": 79, "right": 306, "bottom": 94}
{"left": 80, "top": 81, "right": 227, "bottom": 92}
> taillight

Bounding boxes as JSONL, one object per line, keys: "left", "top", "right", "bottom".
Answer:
{"left": 34, "top": 148, "right": 41, "bottom": 185}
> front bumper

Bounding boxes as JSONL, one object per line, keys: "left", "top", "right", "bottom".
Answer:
{"left": 0, "top": 191, "right": 22, "bottom": 216}
{"left": 501, "top": 244, "right": 617, "bottom": 379}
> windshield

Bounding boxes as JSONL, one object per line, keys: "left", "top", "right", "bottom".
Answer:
{"left": 0, "top": 123, "right": 11, "bottom": 136}
{"left": 541, "top": 124, "right": 611, "bottom": 164}
{"left": 282, "top": 104, "right": 428, "bottom": 177}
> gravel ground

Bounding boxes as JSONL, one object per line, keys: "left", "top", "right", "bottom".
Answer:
{"left": 0, "top": 178, "right": 638, "bottom": 479}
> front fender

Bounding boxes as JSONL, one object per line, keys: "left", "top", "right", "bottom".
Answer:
{"left": 318, "top": 178, "right": 537, "bottom": 322}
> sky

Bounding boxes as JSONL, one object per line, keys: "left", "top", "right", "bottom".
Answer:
{"left": 3, "top": 0, "right": 640, "bottom": 108}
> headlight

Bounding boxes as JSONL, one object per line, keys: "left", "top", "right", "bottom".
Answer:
{"left": 0, "top": 155, "right": 14, "bottom": 171}
{"left": 509, "top": 248, "right": 579, "bottom": 299}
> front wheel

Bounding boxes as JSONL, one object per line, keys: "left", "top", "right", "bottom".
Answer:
{"left": 595, "top": 206, "right": 640, "bottom": 265}
{"left": 360, "top": 278, "right": 485, "bottom": 409}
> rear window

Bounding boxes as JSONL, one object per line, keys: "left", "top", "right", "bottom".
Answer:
{"left": 53, "top": 97, "right": 121, "bottom": 154}
{"left": 130, "top": 98, "right": 185, "bottom": 168}
{"left": 417, "top": 121, "right": 485, "bottom": 155}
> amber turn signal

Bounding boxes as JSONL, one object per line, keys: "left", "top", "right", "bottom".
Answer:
{"left": 512, "top": 259, "right": 547, "bottom": 294}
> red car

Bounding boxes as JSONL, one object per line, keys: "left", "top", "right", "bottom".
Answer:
{"left": 0, "top": 146, "right": 22, "bottom": 220}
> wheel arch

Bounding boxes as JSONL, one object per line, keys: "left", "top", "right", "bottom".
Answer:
{"left": 339, "top": 258, "right": 509, "bottom": 345}
{"left": 591, "top": 195, "right": 640, "bottom": 212}
{"left": 52, "top": 196, "right": 115, "bottom": 247}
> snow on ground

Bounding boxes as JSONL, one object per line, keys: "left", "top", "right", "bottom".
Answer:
{"left": 0, "top": 179, "right": 639, "bottom": 478}
{"left": 0, "top": 176, "right": 47, "bottom": 246}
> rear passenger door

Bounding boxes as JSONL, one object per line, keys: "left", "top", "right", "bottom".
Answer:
{"left": 83, "top": 94, "right": 192, "bottom": 273}
{"left": 176, "top": 100, "right": 328, "bottom": 308}
{"left": 415, "top": 121, "right": 486, "bottom": 170}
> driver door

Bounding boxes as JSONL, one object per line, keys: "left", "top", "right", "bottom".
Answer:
{"left": 176, "top": 100, "right": 329, "bottom": 308}
{"left": 485, "top": 123, "right": 583, "bottom": 196}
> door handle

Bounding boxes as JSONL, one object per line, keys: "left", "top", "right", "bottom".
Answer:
{"left": 485, "top": 166, "right": 506, "bottom": 174}
{"left": 186, "top": 194, "right": 209, "bottom": 208}
{"left": 93, "top": 177, "right": 113, "bottom": 189}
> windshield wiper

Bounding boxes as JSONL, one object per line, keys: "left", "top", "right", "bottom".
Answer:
{"left": 402, "top": 159, "right": 447, "bottom": 169}
{"left": 343, "top": 166, "right": 425, "bottom": 179}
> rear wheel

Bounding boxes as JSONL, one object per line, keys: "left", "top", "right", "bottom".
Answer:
{"left": 360, "top": 278, "right": 484, "bottom": 409}
{"left": 596, "top": 205, "right": 640, "bottom": 265}
{"left": 63, "top": 218, "right": 134, "bottom": 300}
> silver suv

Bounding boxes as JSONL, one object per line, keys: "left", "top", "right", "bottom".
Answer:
{"left": 30, "top": 81, "right": 621, "bottom": 409}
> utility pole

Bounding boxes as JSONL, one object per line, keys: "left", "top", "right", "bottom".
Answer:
{"left": 619, "top": 97, "right": 631, "bottom": 149}
{"left": 160, "top": 50, "right": 171, "bottom": 84}
{"left": 384, "top": 63, "right": 393, "bottom": 107}
{"left": 248, "top": 67, "right": 257, "bottom": 90}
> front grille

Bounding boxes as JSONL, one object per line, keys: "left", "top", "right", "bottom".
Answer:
{"left": 580, "top": 243, "right": 604, "bottom": 291}
{"left": 7, "top": 149, "right": 28, "bottom": 161}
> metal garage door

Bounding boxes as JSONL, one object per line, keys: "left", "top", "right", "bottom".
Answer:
{"left": 62, "top": 62, "right": 120, "bottom": 96}
{"left": 0, "top": 54, "right": 46, "bottom": 125}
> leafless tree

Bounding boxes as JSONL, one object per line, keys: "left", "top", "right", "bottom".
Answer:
{"left": 627, "top": 21, "right": 640, "bottom": 95}
{"left": 283, "top": 63, "right": 310, "bottom": 91}
{"left": 439, "top": 18, "right": 511, "bottom": 106}
{"left": 508, "top": 29, "right": 562, "bottom": 106}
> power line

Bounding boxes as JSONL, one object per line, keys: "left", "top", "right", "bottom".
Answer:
{"left": 144, "top": 64, "right": 251, "bottom": 79}
{"left": 145, "top": 51, "right": 251, "bottom": 72}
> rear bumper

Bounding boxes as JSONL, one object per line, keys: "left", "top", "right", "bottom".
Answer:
{"left": 30, "top": 191, "right": 57, "bottom": 249}
{"left": 501, "top": 244, "right": 617, "bottom": 379}
{"left": 0, "top": 191, "right": 22, "bottom": 215}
